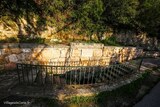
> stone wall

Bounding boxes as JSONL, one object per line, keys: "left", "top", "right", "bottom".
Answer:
{"left": 0, "top": 43, "right": 143, "bottom": 69}
{"left": 113, "top": 31, "right": 160, "bottom": 50}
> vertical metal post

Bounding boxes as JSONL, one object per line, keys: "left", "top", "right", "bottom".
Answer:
{"left": 22, "top": 64, "right": 25, "bottom": 82}
{"left": 138, "top": 52, "right": 146, "bottom": 71}
{"left": 17, "top": 64, "right": 21, "bottom": 83}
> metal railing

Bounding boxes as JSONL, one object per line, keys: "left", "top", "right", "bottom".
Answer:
{"left": 17, "top": 59, "right": 141, "bottom": 86}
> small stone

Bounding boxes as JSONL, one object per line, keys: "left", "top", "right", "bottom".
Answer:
{"left": 8, "top": 54, "right": 18, "bottom": 62}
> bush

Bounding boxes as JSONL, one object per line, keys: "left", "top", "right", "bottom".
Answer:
{"left": 0, "top": 37, "right": 18, "bottom": 43}
{"left": 7, "top": 37, "right": 18, "bottom": 43}
{"left": 101, "top": 36, "right": 121, "bottom": 46}
{"left": 19, "top": 37, "right": 45, "bottom": 44}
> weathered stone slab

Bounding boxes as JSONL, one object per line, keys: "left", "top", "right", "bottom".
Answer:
{"left": 80, "top": 57, "right": 90, "bottom": 61}
{"left": 69, "top": 57, "right": 80, "bottom": 62}
{"left": 60, "top": 49, "right": 69, "bottom": 58}
{"left": 93, "top": 49, "right": 102, "bottom": 57}
{"left": 41, "top": 48, "right": 60, "bottom": 61}
{"left": 58, "top": 58, "right": 66, "bottom": 62}
{"left": 81, "top": 49, "right": 93, "bottom": 57}
{"left": 71, "top": 48, "right": 81, "bottom": 57}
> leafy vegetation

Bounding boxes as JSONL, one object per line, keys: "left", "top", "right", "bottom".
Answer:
{"left": 19, "top": 36, "right": 45, "bottom": 44}
{"left": 0, "top": 37, "right": 18, "bottom": 43}
{"left": 0, "top": 0, "right": 160, "bottom": 40}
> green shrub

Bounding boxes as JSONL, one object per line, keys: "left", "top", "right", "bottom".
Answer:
{"left": 101, "top": 36, "right": 121, "bottom": 46}
{"left": 0, "top": 37, "right": 18, "bottom": 43}
{"left": 19, "top": 37, "right": 45, "bottom": 44}
{"left": 7, "top": 37, "right": 18, "bottom": 43}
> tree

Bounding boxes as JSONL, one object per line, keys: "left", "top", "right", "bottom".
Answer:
{"left": 102, "top": 0, "right": 139, "bottom": 30}
{"left": 137, "top": 0, "right": 160, "bottom": 39}
{"left": 71, "top": 0, "right": 106, "bottom": 41}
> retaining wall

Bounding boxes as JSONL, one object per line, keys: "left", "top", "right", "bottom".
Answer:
{"left": 0, "top": 43, "right": 143, "bottom": 67}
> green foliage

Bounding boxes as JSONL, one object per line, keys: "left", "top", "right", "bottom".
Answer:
{"left": 19, "top": 37, "right": 45, "bottom": 44}
{"left": 137, "top": 0, "right": 160, "bottom": 37}
{"left": 101, "top": 36, "right": 121, "bottom": 46}
{"left": 0, "top": 37, "right": 18, "bottom": 43}
{"left": 1, "top": 0, "right": 160, "bottom": 40}
{"left": 71, "top": 0, "right": 106, "bottom": 40}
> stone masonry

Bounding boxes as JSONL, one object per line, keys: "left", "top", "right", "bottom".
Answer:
{"left": 0, "top": 43, "right": 143, "bottom": 69}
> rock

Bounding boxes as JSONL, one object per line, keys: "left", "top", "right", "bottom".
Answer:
{"left": 4, "top": 62, "right": 17, "bottom": 70}
{"left": 8, "top": 54, "right": 18, "bottom": 62}
{"left": 41, "top": 48, "right": 60, "bottom": 61}
{"left": 81, "top": 49, "right": 93, "bottom": 57}
{"left": 71, "top": 48, "right": 81, "bottom": 57}
{"left": 93, "top": 49, "right": 102, "bottom": 57}
{"left": 60, "top": 48, "right": 69, "bottom": 58}
{"left": 21, "top": 48, "right": 32, "bottom": 53}
{"left": 10, "top": 48, "right": 21, "bottom": 54}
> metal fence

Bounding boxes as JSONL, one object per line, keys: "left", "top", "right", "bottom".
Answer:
{"left": 17, "top": 59, "right": 141, "bottom": 86}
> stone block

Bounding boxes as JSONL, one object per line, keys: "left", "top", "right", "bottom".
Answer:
{"left": 58, "top": 58, "right": 66, "bottom": 62}
{"left": 52, "top": 49, "right": 61, "bottom": 58}
{"left": 0, "top": 56, "right": 6, "bottom": 64}
{"left": 17, "top": 53, "right": 26, "bottom": 61}
{"left": 90, "top": 57, "right": 101, "bottom": 60}
{"left": 41, "top": 48, "right": 61, "bottom": 61}
{"left": 60, "top": 49, "right": 69, "bottom": 58}
{"left": 50, "top": 58, "right": 59, "bottom": 62}
{"left": 8, "top": 54, "right": 18, "bottom": 62}
{"left": 22, "top": 48, "right": 32, "bottom": 53}
{"left": 33, "top": 48, "right": 44, "bottom": 54}
{"left": 103, "top": 46, "right": 115, "bottom": 57}
{"left": 0, "top": 49, "right": 5, "bottom": 56}
{"left": 93, "top": 49, "right": 102, "bottom": 57}
{"left": 81, "top": 49, "right": 93, "bottom": 57}
{"left": 80, "top": 57, "right": 90, "bottom": 61}
{"left": 69, "top": 57, "right": 80, "bottom": 62}
{"left": 11, "top": 48, "right": 21, "bottom": 54}
{"left": 4, "top": 48, "right": 11, "bottom": 55}
{"left": 71, "top": 48, "right": 81, "bottom": 57}
{"left": 80, "top": 60, "right": 90, "bottom": 66}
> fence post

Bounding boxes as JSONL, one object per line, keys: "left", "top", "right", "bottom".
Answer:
{"left": 138, "top": 52, "right": 146, "bottom": 71}
{"left": 17, "top": 63, "right": 21, "bottom": 83}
